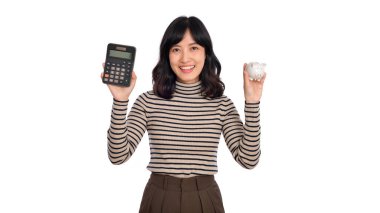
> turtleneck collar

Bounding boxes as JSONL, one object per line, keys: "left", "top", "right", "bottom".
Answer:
{"left": 174, "top": 80, "right": 202, "bottom": 95}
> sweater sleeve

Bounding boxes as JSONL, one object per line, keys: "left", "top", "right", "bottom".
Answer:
{"left": 222, "top": 99, "right": 261, "bottom": 169}
{"left": 107, "top": 95, "right": 147, "bottom": 165}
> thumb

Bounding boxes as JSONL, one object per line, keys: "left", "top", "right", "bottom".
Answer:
{"left": 129, "top": 71, "right": 137, "bottom": 87}
{"left": 243, "top": 63, "right": 250, "bottom": 85}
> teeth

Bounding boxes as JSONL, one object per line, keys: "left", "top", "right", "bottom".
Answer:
{"left": 180, "top": 66, "right": 195, "bottom": 70}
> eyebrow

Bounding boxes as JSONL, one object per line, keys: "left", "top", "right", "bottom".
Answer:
{"left": 172, "top": 42, "right": 199, "bottom": 48}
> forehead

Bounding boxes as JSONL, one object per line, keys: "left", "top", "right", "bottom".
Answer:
{"left": 175, "top": 30, "right": 197, "bottom": 46}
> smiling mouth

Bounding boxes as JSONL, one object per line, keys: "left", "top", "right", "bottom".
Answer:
{"left": 179, "top": 65, "right": 195, "bottom": 73}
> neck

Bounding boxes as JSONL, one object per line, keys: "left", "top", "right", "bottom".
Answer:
{"left": 174, "top": 80, "right": 202, "bottom": 95}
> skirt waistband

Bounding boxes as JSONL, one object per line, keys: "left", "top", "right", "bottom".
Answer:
{"left": 148, "top": 173, "right": 215, "bottom": 192}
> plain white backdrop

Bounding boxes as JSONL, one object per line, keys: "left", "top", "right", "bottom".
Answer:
{"left": 1, "top": 0, "right": 379, "bottom": 212}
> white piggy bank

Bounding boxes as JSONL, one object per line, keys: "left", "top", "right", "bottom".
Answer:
{"left": 246, "top": 62, "right": 266, "bottom": 81}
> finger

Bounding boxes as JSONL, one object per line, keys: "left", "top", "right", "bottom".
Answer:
{"left": 243, "top": 63, "right": 247, "bottom": 71}
{"left": 243, "top": 63, "right": 252, "bottom": 84}
{"left": 243, "top": 69, "right": 251, "bottom": 85}
{"left": 253, "top": 73, "right": 265, "bottom": 84}
{"left": 101, "top": 63, "right": 105, "bottom": 80}
{"left": 129, "top": 71, "right": 137, "bottom": 88}
{"left": 131, "top": 71, "right": 137, "bottom": 80}
{"left": 260, "top": 72, "right": 267, "bottom": 83}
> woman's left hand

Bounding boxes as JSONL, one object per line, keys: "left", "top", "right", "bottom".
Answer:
{"left": 243, "top": 63, "right": 266, "bottom": 103}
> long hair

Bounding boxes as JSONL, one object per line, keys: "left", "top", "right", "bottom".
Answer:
{"left": 152, "top": 16, "right": 225, "bottom": 99}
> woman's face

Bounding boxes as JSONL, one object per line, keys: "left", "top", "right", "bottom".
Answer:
{"left": 169, "top": 29, "right": 206, "bottom": 84}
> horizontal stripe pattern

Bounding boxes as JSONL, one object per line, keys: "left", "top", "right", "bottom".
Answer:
{"left": 107, "top": 81, "right": 261, "bottom": 178}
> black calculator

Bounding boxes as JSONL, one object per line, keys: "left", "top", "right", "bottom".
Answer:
{"left": 102, "top": 43, "right": 136, "bottom": 87}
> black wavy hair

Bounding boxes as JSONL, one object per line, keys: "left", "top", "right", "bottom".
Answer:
{"left": 152, "top": 16, "right": 225, "bottom": 99}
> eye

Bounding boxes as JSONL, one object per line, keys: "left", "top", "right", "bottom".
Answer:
{"left": 191, "top": 46, "right": 199, "bottom": 51}
{"left": 171, "top": 47, "right": 180, "bottom": 53}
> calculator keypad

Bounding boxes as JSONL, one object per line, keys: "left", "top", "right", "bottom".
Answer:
{"left": 103, "top": 60, "right": 132, "bottom": 86}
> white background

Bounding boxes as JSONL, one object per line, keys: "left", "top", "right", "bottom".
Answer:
{"left": 1, "top": 0, "right": 379, "bottom": 212}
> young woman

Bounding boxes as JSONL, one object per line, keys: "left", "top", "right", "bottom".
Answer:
{"left": 103, "top": 16, "right": 266, "bottom": 213}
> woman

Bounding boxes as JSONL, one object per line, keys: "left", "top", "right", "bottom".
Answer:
{"left": 103, "top": 16, "right": 266, "bottom": 213}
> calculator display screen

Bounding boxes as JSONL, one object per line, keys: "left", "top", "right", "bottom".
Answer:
{"left": 109, "top": 50, "right": 132, "bottom": 59}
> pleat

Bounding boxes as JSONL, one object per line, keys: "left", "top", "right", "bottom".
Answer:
{"left": 149, "top": 186, "right": 166, "bottom": 213}
{"left": 198, "top": 190, "right": 216, "bottom": 213}
{"left": 181, "top": 191, "right": 203, "bottom": 213}
{"left": 205, "top": 183, "right": 225, "bottom": 213}
{"left": 161, "top": 190, "right": 181, "bottom": 213}
{"left": 139, "top": 183, "right": 157, "bottom": 213}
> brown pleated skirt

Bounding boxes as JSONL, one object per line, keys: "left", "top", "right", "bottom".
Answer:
{"left": 139, "top": 173, "right": 225, "bottom": 213}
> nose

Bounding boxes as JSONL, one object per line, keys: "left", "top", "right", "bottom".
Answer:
{"left": 180, "top": 49, "right": 190, "bottom": 63}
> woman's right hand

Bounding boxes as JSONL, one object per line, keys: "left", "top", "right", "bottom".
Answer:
{"left": 100, "top": 63, "right": 137, "bottom": 101}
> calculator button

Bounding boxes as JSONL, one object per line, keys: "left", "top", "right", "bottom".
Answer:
{"left": 104, "top": 78, "right": 108, "bottom": 81}
{"left": 115, "top": 80, "right": 119, "bottom": 83}
{"left": 105, "top": 74, "right": 109, "bottom": 77}
{"left": 120, "top": 76, "right": 124, "bottom": 80}
{"left": 121, "top": 72, "right": 125, "bottom": 76}
{"left": 121, "top": 68, "right": 125, "bottom": 72}
{"left": 115, "top": 76, "right": 119, "bottom": 79}
{"left": 116, "top": 67, "right": 120, "bottom": 71}
{"left": 110, "top": 75, "right": 114, "bottom": 78}
{"left": 111, "top": 67, "right": 115, "bottom": 70}
{"left": 109, "top": 79, "right": 114, "bottom": 82}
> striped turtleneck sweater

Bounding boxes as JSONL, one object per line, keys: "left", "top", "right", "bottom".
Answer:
{"left": 107, "top": 80, "right": 261, "bottom": 178}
